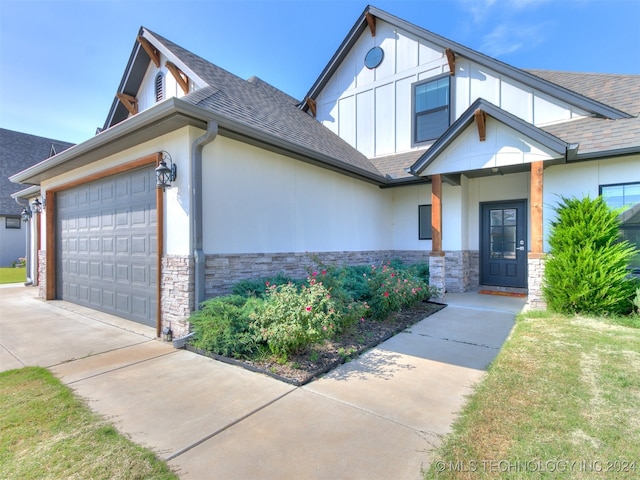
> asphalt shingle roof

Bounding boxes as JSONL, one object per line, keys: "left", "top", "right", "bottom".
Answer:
{"left": 146, "top": 29, "right": 383, "bottom": 179}
{"left": 526, "top": 70, "right": 640, "bottom": 117}
{"left": 0, "top": 129, "right": 73, "bottom": 215}
{"left": 524, "top": 70, "right": 640, "bottom": 157}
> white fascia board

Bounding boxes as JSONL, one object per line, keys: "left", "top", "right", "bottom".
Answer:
{"left": 10, "top": 98, "right": 215, "bottom": 185}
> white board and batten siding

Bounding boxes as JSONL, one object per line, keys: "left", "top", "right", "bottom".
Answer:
{"left": 135, "top": 52, "right": 197, "bottom": 114}
{"left": 316, "top": 19, "right": 590, "bottom": 161}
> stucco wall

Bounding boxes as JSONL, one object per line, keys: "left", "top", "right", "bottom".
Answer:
{"left": 200, "top": 136, "right": 396, "bottom": 254}
{"left": 543, "top": 155, "right": 640, "bottom": 251}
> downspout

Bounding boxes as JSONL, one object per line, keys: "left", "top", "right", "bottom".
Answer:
{"left": 191, "top": 121, "right": 219, "bottom": 310}
{"left": 15, "top": 198, "right": 33, "bottom": 286}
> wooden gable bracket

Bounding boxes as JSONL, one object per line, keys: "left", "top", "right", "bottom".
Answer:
{"left": 137, "top": 36, "right": 160, "bottom": 68}
{"left": 365, "top": 12, "right": 376, "bottom": 37}
{"left": 445, "top": 48, "right": 455, "bottom": 76}
{"left": 474, "top": 108, "right": 487, "bottom": 141}
{"left": 306, "top": 97, "right": 317, "bottom": 117}
{"left": 116, "top": 93, "right": 138, "bottom": 116}
{"left": 165, "top": 61, "right": 189, "bottom": 95}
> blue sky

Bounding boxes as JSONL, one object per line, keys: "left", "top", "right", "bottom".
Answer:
{"left": 1, "top": 0, "right": 638, "bottom": 145}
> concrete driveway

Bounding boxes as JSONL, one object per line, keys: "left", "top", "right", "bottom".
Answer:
{"left": 0, "top": 285, "right": 525, "bottom": 479}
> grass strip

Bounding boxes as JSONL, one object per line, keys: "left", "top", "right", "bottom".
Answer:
{"left": 0, "top": 267, "right": 25, "bottom": 284}
{"left": 424, "top": 311, "right": 640, "bottom": 479}
{"left": 0, "top": 367, "right": 178, "bottom": 480}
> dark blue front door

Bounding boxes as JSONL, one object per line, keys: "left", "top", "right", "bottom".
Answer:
{"left": 480, "top": 200, "right": 527, "bottom": 288}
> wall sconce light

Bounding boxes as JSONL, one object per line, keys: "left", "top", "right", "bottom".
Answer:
{"left": 155, "top": 151, "right": 177, "bottom": 191}
{"left": 32, "top": 198, "right": 43, "bottom": 213}
{"left": 162, "top": 322, "right": 173, "bottom": 342}
{"left": 21, "top": 208, "right": 32, "bottom": 222}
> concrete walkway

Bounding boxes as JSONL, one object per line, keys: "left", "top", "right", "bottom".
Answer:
{"left": 0, "top": 286, "right": 525, "bottom": 479}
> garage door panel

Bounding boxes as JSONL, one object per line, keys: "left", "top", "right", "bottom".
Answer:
{"left": 78, "top": 284, "right": 89, "bottom": 301}
{"left": 57, "top": 166, "right": 156, "bottom": 327}
{"left": 116, "top": 208, "right": 129, "bottom": 228}
{"left": 116, "top": 292, "right": 129, "bottom": 311}
{"left": 90, "top": 288, "right": 101, "bottom": 304}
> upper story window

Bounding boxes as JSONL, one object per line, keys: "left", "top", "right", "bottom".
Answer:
{"left": 155, "top": 72, "right": 164, "bottom": 102}
{"left": 413, "top": 75, "right": 451, "bottom": 144}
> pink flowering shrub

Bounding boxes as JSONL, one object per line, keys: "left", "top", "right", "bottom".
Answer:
{"left": 251, "top": 278, "right": 341, "bottom": 358}
{"left": 366, "top": 263, "right": 433, "bottom": 319}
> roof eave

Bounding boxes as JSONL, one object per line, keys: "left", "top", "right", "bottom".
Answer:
{"left": 11, "top": 98, "right": 214, "bottom": 185}
{"left": 11, "top": 96, "right": 387, "bottom": 187}
{"left": 572, "top": 146, "right": 640, "bottom": 162}
{"left": 10, "top": 185, "right": 41, "bottom": 200}
{"left": 210, "top": 114, "right": 387, "bottom": 185}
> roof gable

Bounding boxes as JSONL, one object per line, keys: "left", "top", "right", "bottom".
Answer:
{"left": 409, "top": 99, "right": 574, "bottom": 177}
{"left": 303, "top": 5, "right": 631, "bottom": 121}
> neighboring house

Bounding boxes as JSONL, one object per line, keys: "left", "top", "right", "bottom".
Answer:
{"left": 0, "top": 129, "right": 73, "bottom": 271}
{"left": 10, "top": 6, "right": 640, "bottom": 338}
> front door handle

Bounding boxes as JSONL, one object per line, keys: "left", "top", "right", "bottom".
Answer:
{"left": 516, "top": 246, "right": 525, "bottom": 251}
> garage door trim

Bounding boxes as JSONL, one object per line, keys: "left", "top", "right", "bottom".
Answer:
{"left": 45, "top": 152, "right": 164, "bottom": 336}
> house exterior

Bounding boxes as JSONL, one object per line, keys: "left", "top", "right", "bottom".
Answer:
{"left": 10, "top": 6, "right": 639, "bottom": 339}
{"left": 1, "top": 128, "right": 73, "bottom": 270}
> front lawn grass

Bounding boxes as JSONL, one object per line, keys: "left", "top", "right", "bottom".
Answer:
{"left": 0, "top": 367, "right": 178, "bottom": 480}
{"left": 424, "top": 310, "right": 640, "bottom": 479}
{"left": 0, "top": 267, "right": 25, "bottom": 284}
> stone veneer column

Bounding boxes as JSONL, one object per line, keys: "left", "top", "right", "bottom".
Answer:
{"left": 429, "top": 253, "right": 446, "bottom": 299}
{"left": 38, "top": 250, "right": 46, "bottom": 298}
{"left": 444, "top": 251, "right": 472, "bottom": 293}
{"left": 161, "top": 255, "right": 195, "bottom": 339}
{"left": 527, "top": 254, "right": 547, "bottom": 310}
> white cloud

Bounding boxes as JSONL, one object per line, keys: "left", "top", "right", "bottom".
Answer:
{"left": 459, "top": 0, "right": 553, "bottom": 24}
{"left": 480, "top": 23, "right": 546, "bottom": 57}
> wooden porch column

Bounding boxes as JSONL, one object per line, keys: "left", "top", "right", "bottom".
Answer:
{"left": 45, "top": 190, "right": 55, "bottom": 300}
{"left": 432, "top": 174, "right": 443, "bottom": 253}
{"left": 530, "top": 161, "right": 544, "bottom": 254}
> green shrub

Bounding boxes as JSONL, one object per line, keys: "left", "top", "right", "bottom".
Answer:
{"left": 336, "top": 265, "right": 371, "bottom": 301}
{"left": 231, "top": 274, "right": 299, "bottom": 298}
{"left": 189, "top": 295, "right": 261, "bottom": 357}
{"left": 251, "top": 278, "right": 340, "bottom": 358}
{"left": 543, "top": 196, "right": 639, "bottom": 315}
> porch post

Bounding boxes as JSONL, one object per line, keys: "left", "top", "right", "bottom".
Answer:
{"left": 429, "top": 174, "right": 446, "bottom": 296}
{"left": 528, "top": 161, "right": 546, "bottom": 309}
{"left": 530, "top": 161, "right": 544, "bottom": 254}
{"left": 431, "top": 174, "right": 442, "bottom": 253}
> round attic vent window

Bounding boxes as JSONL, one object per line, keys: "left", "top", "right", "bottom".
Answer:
{"left": 364, "top": 46, "right": 384, "bottom": 69}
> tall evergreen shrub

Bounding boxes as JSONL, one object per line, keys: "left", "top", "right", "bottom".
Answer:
{"left": 543, "top": 196, "right": 638, "bottom": 315}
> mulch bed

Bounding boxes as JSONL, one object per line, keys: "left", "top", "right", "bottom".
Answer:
{"left": 186, "top": 300, "right": 445, "bottom": 386}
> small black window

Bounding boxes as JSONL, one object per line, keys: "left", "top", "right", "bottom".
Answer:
{"left": 5, "top": 217, "right": 21, "bottom": 229}
{"left": 413, "top": 75, "right": 451, "bottom": 144}
{"left": 419, "top": 205, "right": 432, "bottom": 240}
{"left": 155, "top": 72, "right": 164, "bottom": 102}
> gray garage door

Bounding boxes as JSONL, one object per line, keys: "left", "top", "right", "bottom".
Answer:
{"left": 56, "top": 167, "right": 157, "bottom": 326}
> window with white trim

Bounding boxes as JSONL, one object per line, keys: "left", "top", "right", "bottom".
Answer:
{"left": 413, "top": 75, "right": 451, "bottom": 144}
